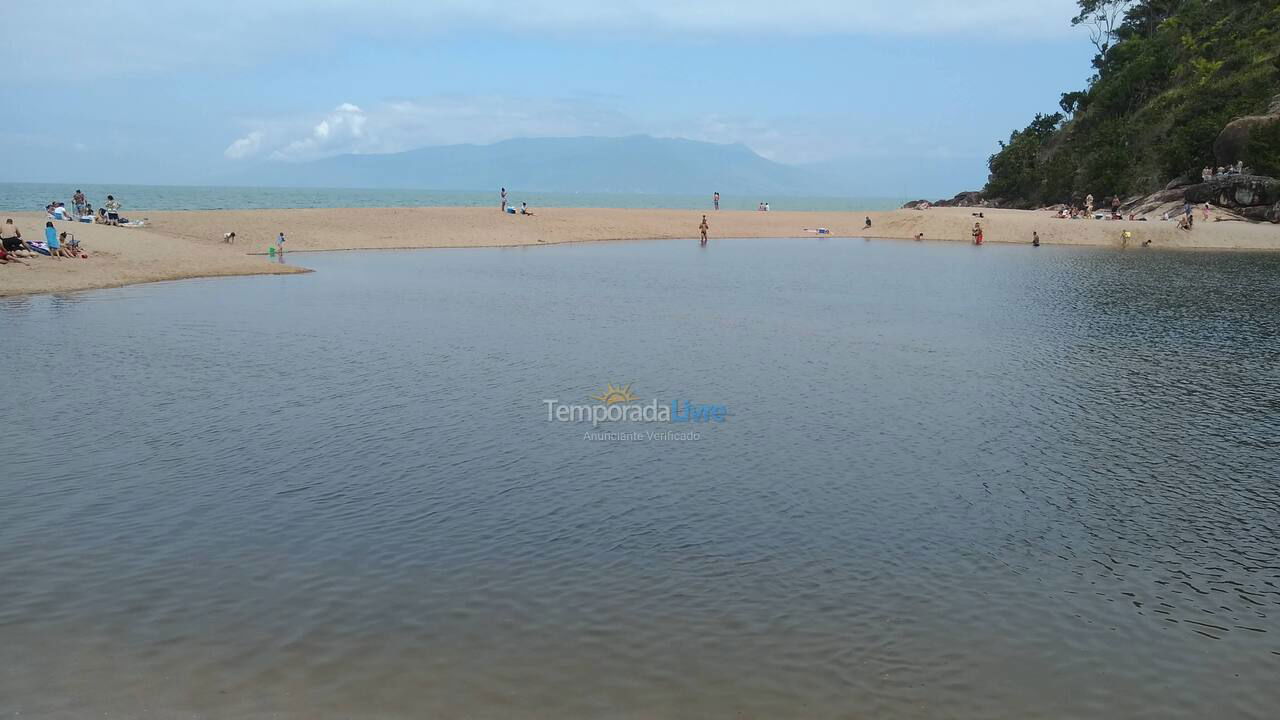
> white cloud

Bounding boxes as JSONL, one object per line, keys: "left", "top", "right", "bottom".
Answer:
{"left": 8, "top": 0, "right": 1081, "bottom": 79}
{"left": 225, "top": 96, "right": 640, "bottom": 162}
{"left": 223, "top": 130, "right": 266, "bottom": 160}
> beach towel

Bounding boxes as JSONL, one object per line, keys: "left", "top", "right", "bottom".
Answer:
{"left": 25, "top": 240, "right": 50, "bottom": 256}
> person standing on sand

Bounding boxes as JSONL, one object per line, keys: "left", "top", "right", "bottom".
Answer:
{"left": 972, "top": 222, "right": 984, "bottom": 245}
{"left": 73, "top": 189, "right": 86, "bottom": 216}
{"left": 713, "top": 192, "right": 720, "bottom": 211}
{"left": 1202, "top": 202, "right": 1211, "bottom": 221}
{"left": 500, "top": 187, "right": 507, "bottom": 212}
{"left": 699, "top": 215, "right": 709, "bottom": 246}
{"left": 105, "top": 195, "right": 121, "bottom": 225}
{"left": 276, "top": 232, "right": 286, "bottom": 253}
{"left": 1086, "top": 194, "right": 1094, "bottom": 215}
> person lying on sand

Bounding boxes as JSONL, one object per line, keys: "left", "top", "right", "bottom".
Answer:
{"left": 0, "top": 246, "right": 29, "bottom": 265}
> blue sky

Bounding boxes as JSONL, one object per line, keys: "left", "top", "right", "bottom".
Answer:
{"left": 2, "top": 0, "right": 1095, "bottom": 196}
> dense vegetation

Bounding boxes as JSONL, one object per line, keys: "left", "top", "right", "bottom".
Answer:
{"left": 985, "top": 0, "right": 1280, "bottom": 208}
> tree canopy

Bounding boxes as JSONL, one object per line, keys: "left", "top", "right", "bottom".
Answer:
{"left": 985, "top": 0, "right": 1280, "bottom": 208}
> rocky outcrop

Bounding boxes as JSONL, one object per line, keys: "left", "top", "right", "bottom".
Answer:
{"left": 1239, "top": 202, "right": 1280, "bottom": 224}
{"left": 902, "top": 191, "right": 992, "bottom": 210}
{"left": 1214, "top": 94, "right": 1280, "bottom": 166}
{"left": 1184, "top": 175, "right": 1280, "bottom": 208}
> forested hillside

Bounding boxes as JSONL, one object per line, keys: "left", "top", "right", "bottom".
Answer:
{"left": 985, "top": 0, "right": 1280, "bottom": 208}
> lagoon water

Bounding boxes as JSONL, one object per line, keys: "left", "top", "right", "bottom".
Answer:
{"left": 2, "top": 238, "right": 1279, "bottom": 718}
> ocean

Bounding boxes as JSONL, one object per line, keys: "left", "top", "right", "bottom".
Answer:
{"left": 0, "top": 182, "right": 908, "bottom": 213}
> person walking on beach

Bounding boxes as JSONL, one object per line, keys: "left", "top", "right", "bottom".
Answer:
{"left": 500, "top": 187, "right": 507, "bottom": 212}
{"left": 713, "top": 192, "right": 720, "bottom": 211}
{"left": 699, "top": 215, "right": 709, "bottom": 246}
{"left": 276, "top": 232, "right": 286, "bottom": 253}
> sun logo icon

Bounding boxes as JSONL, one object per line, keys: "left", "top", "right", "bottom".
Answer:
{"left": 592, "top": 383, "right": 639, "bottom": 405}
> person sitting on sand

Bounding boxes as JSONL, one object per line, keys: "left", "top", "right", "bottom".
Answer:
{"left": 45, "top": 221, "right": 72, "bottom": 258}
{"left": 914, "top": 233, "right": 924, "bottom": 241}
{"left": 520, "top": 202, "right": 535, "bottom": 216}
{"left": 864, "top": 216, "right": 872, "bottom": 229}
{"left": 1, "top": 219, "right": 32, "bottom": 257}
{"left": 62, "top": 232, "right": 82, "bottom": 256}
{"left": 1032, "top": 231, "right": 1040, "bottom": 247}
{"left": 699, "top": 215, "right": 709, "bottom": 246}
{"left": 223, "top": 231, "right": 236, "bottom": 244}
{"left": 1142, "top": 238, "right": 1152, "bottom": 247}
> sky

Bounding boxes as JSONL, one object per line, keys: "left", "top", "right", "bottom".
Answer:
{"left": 2, "top": 0, "right": 1096, "bottom": 196}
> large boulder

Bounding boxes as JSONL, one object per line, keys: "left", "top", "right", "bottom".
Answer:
{"left": 1184, "top": 175, "right": 1280, "bottom": 208}
{"left": 935, "top": 191, "right": 987, "bottom": 208}
{"left": 1214, "top": 94, "right": 1280, "bottom": 166}
{"left": 1238, "top": 203, "right": 1280, "bottom": 223}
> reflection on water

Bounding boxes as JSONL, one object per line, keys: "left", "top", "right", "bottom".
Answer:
{"left": 2, "top": 239, "right": 1278, "bottom": 718}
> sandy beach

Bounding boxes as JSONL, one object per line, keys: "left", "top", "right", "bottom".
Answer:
{"left": 2, "top": 206, "right": 1277, "bottom": 297}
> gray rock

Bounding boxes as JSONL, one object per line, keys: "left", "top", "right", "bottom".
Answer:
{"left": 1214, "top": 114, "right": 1280, "bottom": 166}
{"left": 1183, "top": 175, "right": 1280, "bottom": 208}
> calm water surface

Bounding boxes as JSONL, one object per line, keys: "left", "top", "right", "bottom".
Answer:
{"left": 2, "top": 239, "right": 1279, "bottom": 719}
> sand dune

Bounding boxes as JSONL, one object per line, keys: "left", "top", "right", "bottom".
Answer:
{"left": 2, "top": 206, "right": 1276, "bottom": 297}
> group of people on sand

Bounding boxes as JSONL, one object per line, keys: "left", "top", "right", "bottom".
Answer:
{"left": 48, "top": 190, "right": 128, "bottom": 226}
{"left": 0, "top": 217, "right": 85, "bottom": 266}
{"left": 499, "top": 188, "right": 536, "bottom": 216}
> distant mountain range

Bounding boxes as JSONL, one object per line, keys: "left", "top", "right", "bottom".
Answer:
{"left": 234, "top": 136, "right": 836, "bottom": 196}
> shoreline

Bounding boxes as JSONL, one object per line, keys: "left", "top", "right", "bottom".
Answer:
{"left": 2, "top": 206, "right": 1277, "bottom": 298}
